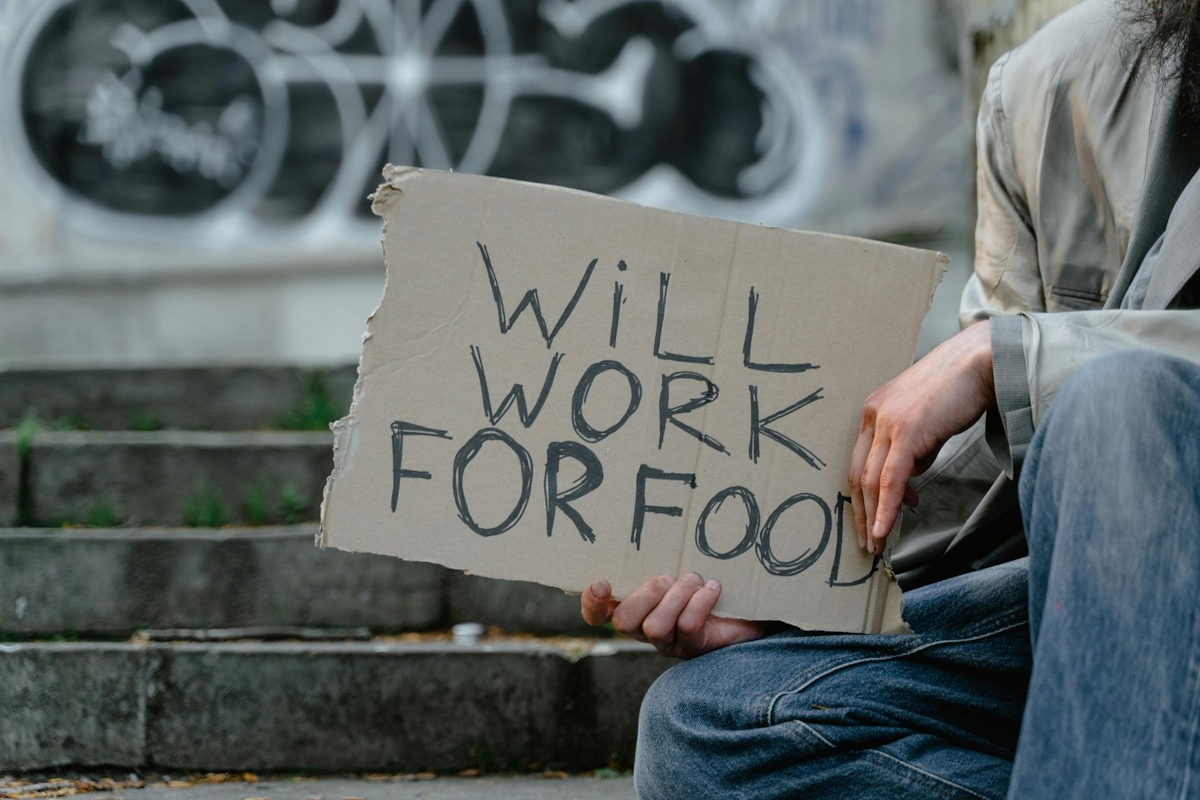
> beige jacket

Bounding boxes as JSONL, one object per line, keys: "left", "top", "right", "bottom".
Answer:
{"left": 894, "top": 0, "right": 1200, "bottom": 588}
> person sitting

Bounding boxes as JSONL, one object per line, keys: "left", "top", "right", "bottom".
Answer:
{"left": 582, "top": 0, "right": 1200, "bottom": 796}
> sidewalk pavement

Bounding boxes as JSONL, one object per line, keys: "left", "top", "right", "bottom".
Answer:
{"left": 6, "top": 777, "right": 636, "bottom": 800}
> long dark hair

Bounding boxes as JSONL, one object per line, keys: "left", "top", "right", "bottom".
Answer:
{"left": 1121, "top": 0, "right": 1200, "bottom": 113}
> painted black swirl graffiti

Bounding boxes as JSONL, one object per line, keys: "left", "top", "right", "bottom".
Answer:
{"left": 7, "top": 0, "right": 830, "bottom": 242}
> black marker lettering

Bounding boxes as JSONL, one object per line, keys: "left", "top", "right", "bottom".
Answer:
{"left": 631, "top": 465, "right": 697, "bottom": 550}
{"left": 609, "top": 281, "right": 624, "bottom": 349}
{"left": 829, "top": 492, "right": 880, "bottom": 586}
{"left": 743, "top": 287, "right": 819, "bottom": 373}
{"left": 571, "top": 360, "right": 643, "bottom": 442}
{"left": 544, "top": 441, "right": 604, "bottom": 543}
{"left": 390, "top": 421, "right": 453, "bottom": 512}
{"left": 756, "top": 493, "right": 832, "bottom": 577}
{"left": 654, "top": 272, "right": 713, "bottom": 364}
{"left": 477, "top": 242, "right": 597, "bottom": 349}
{"left": 695, "top": 486, "right": 759, "bottom": 560}
{"left": 658, "top": 371, "right": 729, "bottom": 455}
{"left": 451, "top": 427, "right": 533, "bottom": 537}
{"left": 470, "top": 345, "right": 562, "bottom": 428}
{"left": 749, "top": 385, "right": 827, "bottom": 470}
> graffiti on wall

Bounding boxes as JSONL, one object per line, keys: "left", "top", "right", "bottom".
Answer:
{"left": 1, "top": 0, "right": 962, "bottom": 247}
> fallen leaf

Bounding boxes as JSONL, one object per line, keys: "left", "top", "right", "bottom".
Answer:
{"left": 194, "top": 776, "right": 219, "bottom": 785}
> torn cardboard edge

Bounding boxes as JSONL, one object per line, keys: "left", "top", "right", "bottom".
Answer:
{"left": 320, "top": 165, "right": 946, "bottom": 635}
{"left": 317, "top": 165, "right": 413, "bottom": 548}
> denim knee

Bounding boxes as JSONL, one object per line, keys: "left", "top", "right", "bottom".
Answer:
{"left": 1026, "top": 351, "right": 1189, "bottom": 466}
{"left": 634, "top": 653, "right": 776, "bottom": 799}
{"left": 634, "top": 662, "right": 708, "bottom": 797}
{"left": 633, "top": 640, "right": 855, "bottom": 800}
{"left": 1021, "top": 350, "right": 1200, "bottom": 556}
{"left": 1044, "top": 350, "right": 1191, "bottom": 429}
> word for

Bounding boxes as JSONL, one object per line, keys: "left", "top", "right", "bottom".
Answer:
{"left": 389, "top": 420, "right": 877, "bottom": 585}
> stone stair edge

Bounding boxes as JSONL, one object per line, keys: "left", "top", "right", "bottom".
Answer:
{"left": 0, "top": 525, "right": 321, "bottom": 540}
{"left": 0, "top": 364, "right": 359, "bottom": 432}
{"left": 0, "top": 638, "right": 669, "bottom": 772}
{"left": 0, "top": 639, "right": 652, "bottom": 656}
{"left": 12, "top": 430, "right": 334, "bottom": 445}
{"left": 8, "top": 428, "right": 335, "bottom": 527}
{"left": 0, "top": 524, "right": 598, "bottom": 636}
{"left": 0, "top": 364, "right": 358, "bottom": 376}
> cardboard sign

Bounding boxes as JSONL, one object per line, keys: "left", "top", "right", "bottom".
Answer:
{"left": 320, "top": 166, "right": 946, "bottom": 634}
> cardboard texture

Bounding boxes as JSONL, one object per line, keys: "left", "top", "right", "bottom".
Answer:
{"left": 320, "top": 166, "right": 946, "bottom": 634}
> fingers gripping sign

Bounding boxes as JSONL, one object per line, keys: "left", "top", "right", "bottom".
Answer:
{"left": 581, "top": 574, "right": 771, "bottom": 659}
{"left": 850, "top": 398, "right": 920, "bottom": 555}
{"left": 848, "top": 321, "right": 997, "bottom": 555}
{"left": 581, "top": 579, "right": 621, "bottom": 627}
{"left": 579, "top": 322, "right": 997, "bottom": 655}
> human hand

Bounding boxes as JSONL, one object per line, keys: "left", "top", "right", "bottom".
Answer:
{"left": 581, "top": 573, "right": 773, "bottom": 659}
{"left": 850, "top": 320, "right": 996, "bottom": 555}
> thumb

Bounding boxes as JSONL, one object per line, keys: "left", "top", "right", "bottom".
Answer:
{"left": 582, "top": 579, "right": 618, "bottom": 626}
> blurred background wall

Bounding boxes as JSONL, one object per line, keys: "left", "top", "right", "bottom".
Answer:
{"left": 0, "top": 0, "right": 1087, "bottom": 777}
{"left": 0, "top": 0, "right": 971, "bottom": 367}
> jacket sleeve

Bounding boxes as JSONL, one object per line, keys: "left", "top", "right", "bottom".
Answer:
{"left": 959, "top": 53, "right": 1045, "bottom": 328}
{"left": 958, "top": 52, "right": 1050, "bottom": 475}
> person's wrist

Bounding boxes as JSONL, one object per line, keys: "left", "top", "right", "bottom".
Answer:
{"left": 970, "top": 320, "right": 995, "bottom": 398}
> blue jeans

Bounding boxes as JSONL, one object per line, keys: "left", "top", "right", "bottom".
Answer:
{"left": 634, "top": 351, "right": 1200, "bottom": 799}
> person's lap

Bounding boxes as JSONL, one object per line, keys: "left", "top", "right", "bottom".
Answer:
{"left": 635, "top": 350, "right": 1200, "bottom": 800}
{"left": 635, "top": 558, "right": 1032, "bottom": 800}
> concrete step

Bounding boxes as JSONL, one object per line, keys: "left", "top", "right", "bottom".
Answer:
{"left": 0, "top": 438, "right": 16, "bottom": 527}
{"left": 6, "top": 776, "right": 637, "bottom": 800}
{"left": 0, "top": 527, "right": 434, "bottom": 636}
{"left": 0, "top": 365, "right": 357, "bottom": 432}
{"left": 13, "top": 430, "right": 332, "bottom": 527}
{"left": 0, "top": 639, "right": 670, "bottom": 773}
{"left": 0, "top": 527, "right": 594, "bottom": 637}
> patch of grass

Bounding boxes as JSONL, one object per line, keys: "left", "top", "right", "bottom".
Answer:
{"left": 15, "top": 409, "right": 98, "bottom": 442}
{"left": 15, "top": 410, "right": 42, "bottom": 459}
{"left": 242, "top": 482, "right": 269, "bottom": 526}
{"left": 58, "top": 414, "right": 94, "bottom": 431}
{"left": 128, "top": 411, "right": 163, "bottom": 431}
{"left": 277, "top": 373, "right": 342, "bottom": 431}
{"left": 13, "top": 411, "right": 42, "bottom": 525}
{"left": 182, "top": 483, "right": 227, "bottom": 528}
{"left": 277, "top": 483, "right": 310, "bottom": 525}
{"left": 84, "top": 499, "right": 120, "bottom": 528}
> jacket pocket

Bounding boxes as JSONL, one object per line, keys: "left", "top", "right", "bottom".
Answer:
{"left": 1047, "top": 285, "right": 1105, "bottom": 311}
